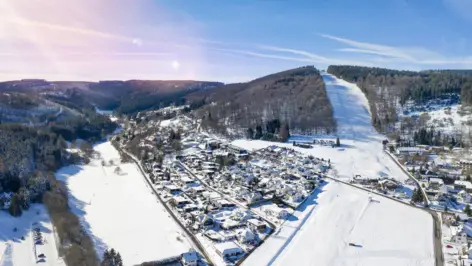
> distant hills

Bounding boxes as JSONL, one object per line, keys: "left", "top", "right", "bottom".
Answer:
{"left": 3, "top": 65, "right": 472, "bottom": 138}
{"left": 0, "top": 79, "right": 223, "bottom": 115}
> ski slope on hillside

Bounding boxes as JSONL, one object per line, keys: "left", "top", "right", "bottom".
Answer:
{"left": 56, "top": 142, "right": 192, "bottom": 265}
{"left": 234, "top": 74, "right": 409, "bottom": 182}
{"left": 320, "top": 73, "right": 411, "bottom": 181}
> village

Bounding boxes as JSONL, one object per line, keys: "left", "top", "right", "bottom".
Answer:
{"left": 109, "top": 103, "right": 472, "bottom": 266}
{"left": 112, "top": 108, "right": 332, "bottom": 265}
{"left": 385, "top": 141, "right": 472, "bottom": 266}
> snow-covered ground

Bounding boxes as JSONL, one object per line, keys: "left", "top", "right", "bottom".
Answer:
{"left": 0, "top": 205, "right": 64, "bottom": 266}
{"left": 398, "top": 100, "right": 472, "bottom": 135}
{"left": 55, "top": 142, "right": 192, "bottom": 265}
{"left": 243, "top": 181, "right": 434, "bottom": 266}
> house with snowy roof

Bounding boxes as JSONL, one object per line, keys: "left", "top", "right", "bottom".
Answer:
{"left": 181, "top": 250, "right": 198, "bottom": 266}
{"left": 247, "top": 219, "right": 267, "bottom": 232}
{"left": 458, "top": 190, "right": 472, "bottom": 204}
{"left": 451, "top": 230, "right": 468, "bottom": 245}
{"left": 396, "top": 147, "right": 424, "bottom": 156}
{"left": 454, "top": 180, "right": 472, "bottom": 193}
{"left": 428, "top": 178, "right": 444, "bottom": 190}
{"left": 214, "top": 241, "right": 244, "bottom": 259}
{"left": 237, "top": 229, "right": 255, "bottom": 244}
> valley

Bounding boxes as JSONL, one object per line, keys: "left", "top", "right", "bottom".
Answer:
{"left": 1, "top": 66, "right": 472, "bottom": 266}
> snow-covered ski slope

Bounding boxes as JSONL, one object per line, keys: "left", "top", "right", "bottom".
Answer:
{"left": 237, "top": 74, "right": 434, "bottom": 266}
{"left": 56, "top": 142, "right": 192, "bottom": 265}
{"left": 321, "top": 74, "right": 411, "bottom": 181}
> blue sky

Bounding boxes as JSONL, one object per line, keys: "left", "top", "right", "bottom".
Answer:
{"left": 1, "top": 0, "right": 472, "bottom": 82}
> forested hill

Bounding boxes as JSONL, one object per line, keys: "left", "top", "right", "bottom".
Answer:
{"left": 187, "top": 66, "right": 337, "bottom": 137}
{"left": 0, "top": 79, "right": 223, "bottom": 116}
{"left": 421, "top": 69, "right": 472, "bottom": 77}
{"left": 327, "top": 65, "right": 472, "bottom": 132}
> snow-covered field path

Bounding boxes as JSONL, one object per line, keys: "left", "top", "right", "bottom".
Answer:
{"left": 56, "top": 142, "right": 192, "bottom": 265}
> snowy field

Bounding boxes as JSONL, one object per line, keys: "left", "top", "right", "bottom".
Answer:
{"left": 55, "top": 142, "right": 192, "bottom": 265}
{"left": 243, "top": 181, "right": 434, "bottom": 266}
{"left": 0, "top": 205, "right": 64, "bottom": 266}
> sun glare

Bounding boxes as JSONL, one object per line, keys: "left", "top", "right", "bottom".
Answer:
{"left": 171, "top": 60, "right": 180, "bottom": 70}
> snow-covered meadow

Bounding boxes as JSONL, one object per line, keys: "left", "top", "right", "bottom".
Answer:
{"left": 0, "top": 205, "right": 63, "bottom": 266}
{"left": 55, "top": 142, "right": 192, "bottom": 265}
{"left": 243, "top": 181, "right": 434, "bottom": 266}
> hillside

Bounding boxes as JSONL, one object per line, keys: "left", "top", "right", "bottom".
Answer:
{"left": 187, "top": 66, "right": 337, "bottom": 136}
{"left": 327, "top": 65, "right": 472, "bottom": 142}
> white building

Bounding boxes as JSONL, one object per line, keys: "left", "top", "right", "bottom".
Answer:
{"left": 396, "top": 147, "right": 424, "bottom": 156}
{"left": 428, "top": 178, "right": 444, "bottom": 190}
{"left": 237, "top": 229, "right": 255, "bottom": 244}
{"left": 181, "top": 251, "right": 198, "bottom": 266}
{"left": 454, "top": 180, "right": 472, "bottom": 193}
{"left": 247, "top": 219, "right": 267, "bottom": 232}
{"left": 451, "top": 230, "right": 468, "bottom": 245}
{"left": 214, "top": 241, "right": 244, "bottom": 258}
{"left": 458, "top": 190, "right": 472, "bottom": 203}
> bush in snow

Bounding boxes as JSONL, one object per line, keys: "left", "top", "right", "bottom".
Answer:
{"left": 101, "top": 248, "right": 123, "bottom": 266}
{"left": 8, "top": 193, "right": 22, "bottom": 217}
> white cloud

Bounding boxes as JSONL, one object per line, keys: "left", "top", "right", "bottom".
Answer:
{"left": 258, "top": 45, "right": 330, "bottom": 62}
{"left": 321, "top": 33, "right": 472, "bottom": 67}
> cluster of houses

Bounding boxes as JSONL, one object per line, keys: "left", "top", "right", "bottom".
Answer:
{"left": 137, "top": 128, "right": 332, "bottom": 264}
{"left": 386, "top": 143, "right": 472, "bottom": 207}
{"left": 119, "top": 110, "right": 332, "bottom": 264}
{"left": 138, "top": 134, "right": 274, "bottom": 264}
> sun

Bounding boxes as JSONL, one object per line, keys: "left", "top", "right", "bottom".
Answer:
{"left": 171, "top": 60, "right": 180, "bottom": 70}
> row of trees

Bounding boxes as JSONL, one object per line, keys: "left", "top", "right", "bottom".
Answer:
{"left": 246, "top": 119, "right": 290, "bottom": 142}
{"left": 413, "top": 128, "right": 460, "bottom": 147}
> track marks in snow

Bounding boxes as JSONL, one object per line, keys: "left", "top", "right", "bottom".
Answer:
{"left": 0, "top": 243, "right": 13, "bottom": 266}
